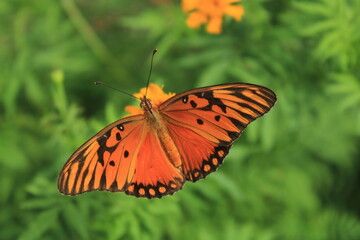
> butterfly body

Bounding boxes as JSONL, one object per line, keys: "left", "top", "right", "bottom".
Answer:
{"left": 58, "top": 83, "right": 276, "bottom": 199}
{"left": 138, "top": 96, "right": 183, "bottom": 169}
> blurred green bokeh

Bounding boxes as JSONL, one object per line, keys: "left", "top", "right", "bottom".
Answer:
{"left": 1, "top": 0, "right": 360, "bottom": 239}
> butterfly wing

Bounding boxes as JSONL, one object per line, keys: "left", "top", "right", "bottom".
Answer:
{"left": 59, "top": 83, "right": 275, "bottom": 198}
{"left": 58, "top": 114, "right": 185, "bottom": 198}
{"left": 125, "top": 129, "right": 185, "bottom": 198}
{"left": 159, "top": 83, "right": 276, "bottom": 181}
{"left": 58, "top": 115, "right": 145, "bottom": 195}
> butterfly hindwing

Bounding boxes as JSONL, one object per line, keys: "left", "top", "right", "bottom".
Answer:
{"left": 125, "top": 129, "right": 185, "bottom": 198}
{"left": 160, "top": 83, "right": 276, "bottom": 181}
{"left": 165, "top": 122, "right": 230, "bottom": 181}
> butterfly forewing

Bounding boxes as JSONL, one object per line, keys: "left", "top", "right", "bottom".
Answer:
{"left": 58, "top": 115, "right": 145, "bottom": 195}
{"left": 159, "top": 83, "right": 276, "bottom": 181}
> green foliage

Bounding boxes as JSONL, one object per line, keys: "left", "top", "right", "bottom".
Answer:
{"left": 1, "top": 0, "right": 360, "bottom": 239}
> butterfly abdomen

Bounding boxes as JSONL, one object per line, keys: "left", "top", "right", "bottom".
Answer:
{"left": 147, "top": 108, "right": 183, "bottom": 170}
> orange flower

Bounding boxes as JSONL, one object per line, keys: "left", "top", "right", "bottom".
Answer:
{"left": 182, "top": 0, "right": 244, "bottom": 34}
{"left": 125, "top": 84, "right": 175, "bottom": 116}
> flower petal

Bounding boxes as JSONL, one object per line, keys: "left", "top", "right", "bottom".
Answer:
{"left": 206, "top": 16, "right": 223, "bottom": 34}
{"left": 186, "top": 12, "right": 208, "bottom": 28}
{"left": 182, "top": 0, "right": 201, "bottom": 12}
{"left": 125, "top": 105, "right": 143, "bottom": 116}
{"left": 227, "top": 0, "right": 242, "bottom": 3}
{"left": 225, "top": 5, "right": 244, "bottom": 21}
{"left": 145, "top": 84, "right": 175, "bottom": 106}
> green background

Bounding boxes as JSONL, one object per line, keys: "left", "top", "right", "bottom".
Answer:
{"left": 1, "top": 0, "right": 360, "bottom": 239}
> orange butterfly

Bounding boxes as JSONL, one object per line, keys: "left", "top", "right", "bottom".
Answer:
{"left": 58, "top": 83, "right": 276, "bottom": 199}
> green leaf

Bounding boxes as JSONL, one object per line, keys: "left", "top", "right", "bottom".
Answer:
{"left": 18, "top": 208, "right": 59, "bottom": 240}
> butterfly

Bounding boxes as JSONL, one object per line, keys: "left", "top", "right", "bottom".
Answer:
{"left": 58, "top": 83, "right": 276, "bottom": 199}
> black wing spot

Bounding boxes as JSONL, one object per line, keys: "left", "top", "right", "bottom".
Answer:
{"left": 116, "top": 132, "right": 121, "bottom": 141}
{"left": 109, "top": 160, "right": 115, "bottom": 166}
{"left": 124, "top": 150, "right": 129, "bottom": 158}
{"left": 190, "top": 100, "right": 197, "bottom": 108}
{"left": 117, "top": 124, "right": 124, "bottom": 131}
{"left": 215, "top": 115, "right": 221, "bottom": 121}
{"left": 197, "top": 119, "right": 204, "bottom": 125}
{"left": 182, "top": 95, "right": 188, "bottom": 103}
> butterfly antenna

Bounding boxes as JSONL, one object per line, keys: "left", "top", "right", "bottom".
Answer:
{"left": 94, "top": 81, "right": 141, "bottom": 100}
{"left": 145, "top": 49, "right": 158, "bottom": 97}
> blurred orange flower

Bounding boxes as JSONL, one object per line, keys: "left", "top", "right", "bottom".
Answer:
{"left": 125, "top": 84, "right": 175, "bottom": 116}
{"left": 182, "top": 0, "right": 244, "bottom": 34}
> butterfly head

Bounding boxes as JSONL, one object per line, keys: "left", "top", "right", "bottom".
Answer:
{"left": 140, "top": 96, "right": 153, "bottom": 113}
